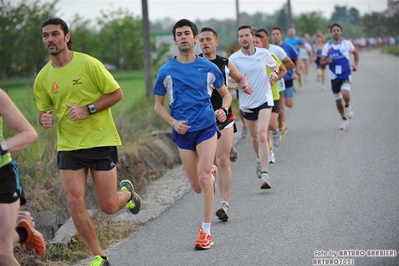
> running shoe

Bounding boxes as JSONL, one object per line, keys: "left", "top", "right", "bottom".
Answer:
{"left": 229, "top": 147, "right": 238, "bottom": 162}
{"left": 215, "top": 203, "right": 229, "bottom": 221}
{"left": 260, "top": 172, "right": 272, "bottom": 189}
{"left": 321, "top": 85, "right": 326, "bottom": 90}
{"left": 211, "top": 165, "right": 217, "bottom": 195}
{"left": 272, "top": 130, "right": 280, "bottom": 147}
{"left": 241, "top": 126, "right": 248, "bottom": 138}
{"left": 17, "top": 211, "right": 46, "bottom": 256}
{"left": 339, "top": 119, "right": 349, "bottom": 130}
{"left": 269, "top": 149, "right": 276, "bottom": 164}
{"left": 120, "top": 179, "right": 142, "bottom": 214}
{"left": 17, "top": 211, "right": 35, "bottom": 226}
{"left": 256, "top": 161, "right": 261, "bottom": 178}
{"left": 345, "top": 106, "right": 354, "bottom": 119}
{"left": 298, "top": 78, "right": 302, "bottom": 87}
{"left": 89, "top": 255, "right": 110, "bottom": 266}
{"left": 194, "top": 226, "right": 214, "bottom": 250}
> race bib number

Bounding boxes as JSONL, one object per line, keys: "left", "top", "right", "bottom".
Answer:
{"left": 335, "top": 65, "right": 342, "bottom": 74}
{"left": 277, "top": 79, "right": 285, "bottom": 92}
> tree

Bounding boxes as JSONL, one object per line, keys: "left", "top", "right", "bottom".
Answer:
{"left": 331, "top": 5, "right": 348, "bottom": 23}
{"left": 69, "top": 15, "right": 96, "bottom": 55}
{"left": 0, "top": 0, "right": 58, "bottom": 78}
{"left": 348, "top": 7, "right": 360, "bottom": 25}
{"left": 142, "top": 0, "right": 153, "bottom": 97}
{"left": 361, "top": 12, "right": 398, "bottom": 38}
{"left": 295, "top": 12, "right": 328, "bottom": 36}
{"left": 95, "top": 7, "right": 143, "bottom": 70}
{"left": 274, "top": 4, "right": 289, "bottom": 32}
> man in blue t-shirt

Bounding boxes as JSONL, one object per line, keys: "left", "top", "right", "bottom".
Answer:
{"left": 284, "top": 28, "right": 304, "bottom": 52}
{"left": 271, "top": 26, "right": 301, "bottom": 140}
{"left": 153, "top": 19, "right": 232, "bottom": 251}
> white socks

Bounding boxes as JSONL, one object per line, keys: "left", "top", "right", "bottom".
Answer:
{"left": 202, "top": 222, "right": 211, "bottom": 235}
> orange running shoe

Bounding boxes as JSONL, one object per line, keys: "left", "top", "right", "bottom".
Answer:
{"left": 17, "top": 211, "right": 46, "bottom": 256}
{"left": 194, "top": 226, "right": 214, "bottom": 250}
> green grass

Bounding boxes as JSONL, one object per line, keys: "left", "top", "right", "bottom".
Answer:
{"left": 387, "top": 45, "right": 399, "bottom": 56}
{"left": 2, "top": 70, "right": 149, "bottom": 121}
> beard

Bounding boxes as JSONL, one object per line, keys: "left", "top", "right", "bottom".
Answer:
{"left": 241, "top": 42, "right": 250, "bottom": 50}
{"left": 47, "top": 46, "right": 61, "bottom": 55}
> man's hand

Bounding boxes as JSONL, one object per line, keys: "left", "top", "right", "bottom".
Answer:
{"left": 269, "top": 72, "right": 278, "bottom": 82}
{"left": 172, "top": 120, "right": 191, "bottom": 135}
{"left": 66, "top": 104, "right": 89, "bottom": 121}
{"left": 41, "top": 110, "right": 53, "bottom": 128}
{"left": 215, "top": 109, "right": 227, "bottom": 123}
{"left": 241, "top": 84, "right": 252, "bottom": 95}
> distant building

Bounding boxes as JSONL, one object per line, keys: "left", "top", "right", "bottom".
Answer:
{"left": 387, "top": 0, "right": 399, "bottom": 17}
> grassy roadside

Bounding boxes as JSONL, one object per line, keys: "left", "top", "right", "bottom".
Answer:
{"left": 383, "top": 45, "right": 399, "bottom": 56}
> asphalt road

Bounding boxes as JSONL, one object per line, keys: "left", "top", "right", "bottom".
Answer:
{"left": 76, "top": 49, "right": 399, "bottom": 266}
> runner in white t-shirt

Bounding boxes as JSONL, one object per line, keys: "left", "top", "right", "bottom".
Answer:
{"left": 229, "top": 25, "right": 279, "bottom": 190}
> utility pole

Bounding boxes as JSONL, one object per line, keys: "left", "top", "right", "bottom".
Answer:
{"left": 142, "top": 0, "right": 153, "bottom": 97}
{"left": 287, "top": 0, "right": 293, "bottom": 29}
{"left": 235, "top": 0, "right": 240, "bottom": 29}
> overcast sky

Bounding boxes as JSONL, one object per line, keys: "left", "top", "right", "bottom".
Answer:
{"left": 30, "top": 0, "right": 387, "bottom": 23}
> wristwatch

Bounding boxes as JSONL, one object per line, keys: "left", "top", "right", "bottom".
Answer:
{"left": 0, "top": 141, "right": 9, "bottom": 155}
{"left": 221, "top": 107, "right": 229, "bottom": 116}
{"left": 87, "top": 103, "right": 96, "bottom": 115}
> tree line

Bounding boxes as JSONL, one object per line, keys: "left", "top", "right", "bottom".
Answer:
{"left": 1, "top": 0, "right": 397, "bottom": 79}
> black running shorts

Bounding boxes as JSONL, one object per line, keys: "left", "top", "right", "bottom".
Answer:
{"left": 57, "top": 146, "right": 119, "bottom": 171}
{"left": 0, "top": 160, "right": 26, "bottom": 204}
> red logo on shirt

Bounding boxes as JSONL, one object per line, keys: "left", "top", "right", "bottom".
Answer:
{"left": 51, "top": 82, "right": 59, "bottom": 92}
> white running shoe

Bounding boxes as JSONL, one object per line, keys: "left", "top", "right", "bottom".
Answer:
{"left": 272, "top": 130, "right": 281, "bottom": 147}
{"left": 260, "top": 172, "right": 271, "bottom": 189}
{"left": 229, "top": 147, "right": 238, "bottom": 162}
{"left": 345, "top": 106, "right": 354, "bottom": 119}
{"left": 339, "top": 119, "right": 349, "bottom": 130}
{"left": 269, "top": 149, "right": 276, "bottom": 164}
{"left": 215, "top": 203, "right": 229, "bottom": 221}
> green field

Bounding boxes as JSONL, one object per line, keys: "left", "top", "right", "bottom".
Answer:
{"left": 2, "top": 70, "right": 149, "bottom": 121}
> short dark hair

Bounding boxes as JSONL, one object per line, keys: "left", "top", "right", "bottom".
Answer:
{"left": 255, "top": 28, "right": 269, "bottom": 37}
{"left": 172, "top": 19, "right": 198, "bottom": 38}
{"left": 271, "top": 26, "right": 283, "bottom": 34}
{"left": 254, "top": 33, "right": 262, "bottom": 38}
{"left": 42, "top": 17, "right": 72, "bottom": 50}
{"left": 329, "top": 23, "right": 342, "bottom": 32}
{"left": 237, "top": 25, "right": 254, "bottom": 36}
{"left": 200, "top": 27, "right": 218, "bottom": 39}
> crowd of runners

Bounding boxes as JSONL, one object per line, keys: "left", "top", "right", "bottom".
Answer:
{"left": 1, "top": 17, "right": 359, "bottom": 266}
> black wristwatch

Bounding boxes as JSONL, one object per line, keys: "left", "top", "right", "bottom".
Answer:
{"left": 0, "top": 141, "right": 9, "bottom": 155}
{"left": 221, "top": 107, "right": 229, "bottom": 116}
{"left": 87, "top": 103, "right": 96, "bottom": 115}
